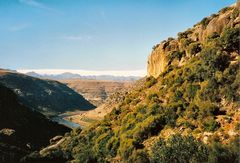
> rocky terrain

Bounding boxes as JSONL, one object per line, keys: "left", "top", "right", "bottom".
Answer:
{"left": 26, "top": 3, "right": 240, "bottom": 162}
{"left": 0, "top": 69, "right": 95, "bottom": 116}
{"left": 59, "top": 79, "right": 132, "bottom": 106}
{"left": 148, "top": 3, "right": 240, "bottom": 77}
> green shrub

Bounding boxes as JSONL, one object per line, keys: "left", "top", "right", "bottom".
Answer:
{"left": 221, "top": 27, "right": 240, "bottom": 53}
{"left": 147, "top": 93, "right": 158, "bottom": 101}
{"left": 106, "top": 136, "right": 119, "bottom": 157}
{"left": 207, "top": 32, "right": 220, "bottom": 40}
{"left": 201, "top": 48, "right": 230, "bottom": 72}
{"left": 208, "top": 138, "right": 240, "bottom": 163}
{"left": 200, "top": 17, "right": 211, "bottom": 28}
{"left": 180, "top": 38, "right": 193, "bottom": 49}
{"left": 133, "top": 115, "right": 165, "bottom": 144}
{"left": 128, "top": 149, "right": 150, "bottom": 163}
{"left": 173, "top": 90, "right": 183, "bottom": 102}
{"left": 119, "top": 139, "right": 135, "bottom": 160}
{"left": 184, "top": 84, "right": 200, "bottom": 101}
{"left": 231, "top": 9, "right": 240, "bottom": 19}
{"left": 150, "top": 135, "right": 209, "bottom": 163}
{"left": 145, "top": 77, "right": 157, "bottom": 88}
{"left": 177, "top": 29, "right": 192, "bottom": 39}
{"left": 219, "top": 7, "right": 231, "bottom": 14}
{"left": 198, "top": 102, "right": 219, "bottom": 118}
{"left": 168, "top": 51, "right": 185, "bottom": 61}
{"left": 187, "top": 42, "right": 201, "bottom": 55}
{"left": 204, "top": 118, "right": 220, "bottom": 132}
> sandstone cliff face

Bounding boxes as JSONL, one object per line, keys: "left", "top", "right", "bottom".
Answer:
{"left": 147, "top": 40, "right": 179, "bottom": 78}
{"left": 147, "top": 2, "right": 240, "bottom": 78}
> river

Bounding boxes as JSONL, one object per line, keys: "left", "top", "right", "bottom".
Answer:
{"left": 51, "top": 115, "right": 81, "bottom": 129}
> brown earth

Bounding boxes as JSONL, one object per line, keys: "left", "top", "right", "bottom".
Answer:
{"left": 59, "top": 79, "right": 132, "bottom": 106}
{"left": 63, "top": 78, "right": 145, "bottom": 128}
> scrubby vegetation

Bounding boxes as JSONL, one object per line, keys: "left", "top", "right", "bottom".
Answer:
{"left": 27, "top": 5, "right": 240, "bottom": 163}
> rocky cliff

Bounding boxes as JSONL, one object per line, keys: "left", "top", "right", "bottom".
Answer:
{"left": 148, "top": 2, "right": 240, "bottom": 78}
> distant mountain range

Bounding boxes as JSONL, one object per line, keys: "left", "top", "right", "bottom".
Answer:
{"left": 25, "top": 71, "right": 141, "bottom": 81}
{"left": 20, "top": 71, "right": 142, "bottom": 82}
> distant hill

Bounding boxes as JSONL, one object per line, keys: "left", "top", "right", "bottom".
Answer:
{"left": 59, "top": 79, "right": 132, "bottom": 106}
{"left": 24, "top": 71, "right": 141, "bottom": 82}
{"left": 0, "top": 84, "right": 70, "bottom": 162}
{"left": 0, "top": 70, "right": 95, "bottom": 116}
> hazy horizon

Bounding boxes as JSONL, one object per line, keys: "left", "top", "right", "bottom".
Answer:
{"left": 17, "top": 69, "right": 146, "bottom": 77}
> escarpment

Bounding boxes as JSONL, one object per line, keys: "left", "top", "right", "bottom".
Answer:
{"left": 148, "top": 2, "right": 240, "bottom": 78}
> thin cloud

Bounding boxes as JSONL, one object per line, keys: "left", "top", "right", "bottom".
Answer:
{"left": 9, "top": 23, "right": 30, "bottom": 32}
{"left": 19, "top": 0, "right": 62, "bottom": 15}
{"left": 60, "top": 35, "right": 93, "bottom": 41}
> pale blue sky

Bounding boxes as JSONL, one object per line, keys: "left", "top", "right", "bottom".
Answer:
{"left": 0, "top": 0, "right": 236, "bottom": 71}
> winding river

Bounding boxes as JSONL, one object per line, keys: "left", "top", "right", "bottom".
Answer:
{"left": 51, "top": 115, "right": 81, "bottom": 129}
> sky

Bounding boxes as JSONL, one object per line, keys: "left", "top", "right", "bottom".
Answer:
{"left": 0, "top": 0, "right": 236, "bottom": 74}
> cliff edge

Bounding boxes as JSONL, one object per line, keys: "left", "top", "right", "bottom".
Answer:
{"left": 148, "top": 1, "right": 240, "bottom": 78}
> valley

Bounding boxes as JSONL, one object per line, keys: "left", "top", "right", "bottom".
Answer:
{"left": 0, "top": 1, "right": 239, "bottom": 163}
{"left": 23, "top": 3, "right": 240, "bottom": 162}
{"left": 59, "top": 79, "right": 132, "bottom": 106}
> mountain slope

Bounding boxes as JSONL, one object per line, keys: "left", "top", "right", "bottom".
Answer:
{"left": 27, "top": 3, "right": 240, "bottom": 162}
{"left": 0, "top": 84, "right": 71, "bottom": 162}
{"left": 0, "top": 70, "right": 95, "bottom": 116}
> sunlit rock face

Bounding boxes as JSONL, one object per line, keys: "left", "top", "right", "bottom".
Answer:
{"left": 147, "top": 1, "right": 240, "bottom": 78}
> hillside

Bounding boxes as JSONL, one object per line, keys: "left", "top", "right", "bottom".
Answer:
{"left": 64, "top": 78, "right": 145, "bottom": 127}
{"left": 0, "top": 84, "right": 70, "bottom": 162}
{"left": 0, "top": 70, "right": 95, "bottom": 116}
{"left": 26, "top": 3, "right": 240, "bottom": 163}
{"left": 59, "top": 79, "right": 132, "bottom": 106}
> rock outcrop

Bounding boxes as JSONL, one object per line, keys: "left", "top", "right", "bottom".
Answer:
{"left": 147, "top": 2, "right": 240, "bottom": 78}
{"left": 147, "top": 39, "right": 179, "bottom": 78}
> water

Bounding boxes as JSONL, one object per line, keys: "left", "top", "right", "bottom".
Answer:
{"left": 51, "top": 115, "right": 81, "bottom": 129}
